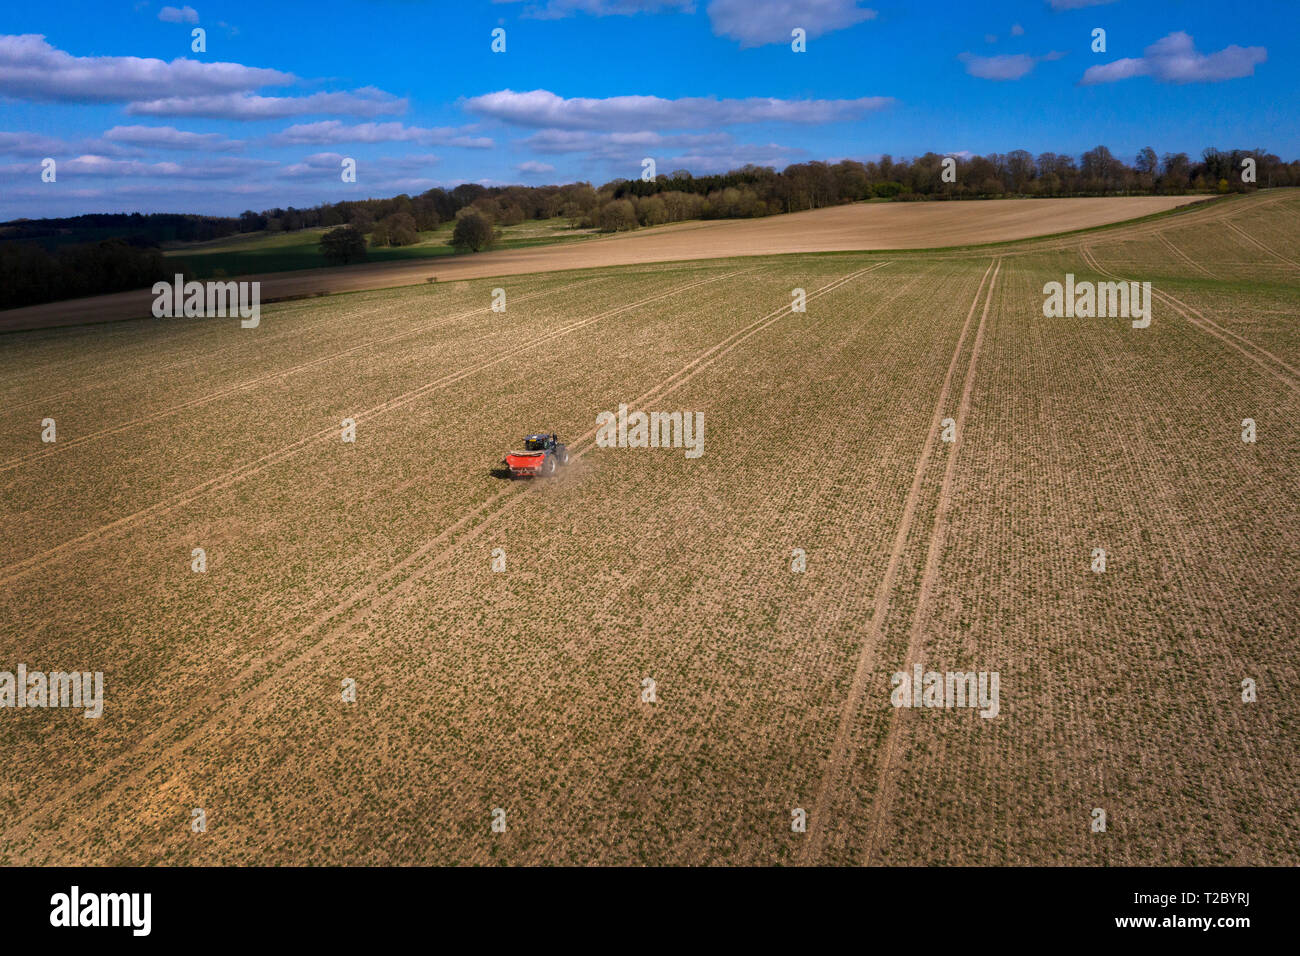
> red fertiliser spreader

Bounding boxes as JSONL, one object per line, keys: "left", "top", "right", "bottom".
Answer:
{"left": 503, "top": 433, "right": 569, "bottom": 478}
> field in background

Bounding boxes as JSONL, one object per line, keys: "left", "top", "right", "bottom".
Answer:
{"left": 1, "top": 194, "right": 1208, "bottom": 333}
{"left": 163, "top": 217, "right": 598, "bottom": 279}
{"left": 0, "top": 191, "right": 1295, "bottom": 864}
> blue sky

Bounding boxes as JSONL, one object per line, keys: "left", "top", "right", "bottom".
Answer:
{"left": 1, "top": 0, "right": 1295, "bottom": 218}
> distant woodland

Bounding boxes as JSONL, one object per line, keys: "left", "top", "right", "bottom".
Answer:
{"left": 2, "top": 146, "right": 1295, "bottom": 310}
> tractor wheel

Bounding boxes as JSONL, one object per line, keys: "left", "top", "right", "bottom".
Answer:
{"left": 541, "top": 455, "right": 557, "bottom": 477}
{"left": 556, "top": 446, "right": 569, "bottom": 466}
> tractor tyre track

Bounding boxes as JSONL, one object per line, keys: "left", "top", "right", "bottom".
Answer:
{"left": 798, "top": 258, "right": 1000, "bottom": 864}
{"left": 1222, "top": 220, "right": 1300, "bottom": 269}
{"left": 0, "top": 279, "right": 606, "bottom": 472}
{"left": 9, "top": 263, "right": 887, "bottom": 857}
{"left": 1080, "top": 246, "right": 1300, "bottom": 393}
{"left": 861, "top": 260, "right": 1003, "bottom": 865}
{"left": 0, "top": 271, "right": 736, "bottom": 585}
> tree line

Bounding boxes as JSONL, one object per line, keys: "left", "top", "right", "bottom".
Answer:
{"left": 2, "top": 145, "right": 1296, "bottom": 306}
{"left": 211, "top": 145, "right": 1300, "bottom": 241}
{"left": 1, "top": 212, "right": 243, "bottom": 247}
{"left": 590, "top": 146, "right": 1297, "bottom": 229}
{"left": 0, "top": 238, "right": 169, "bottom": 310}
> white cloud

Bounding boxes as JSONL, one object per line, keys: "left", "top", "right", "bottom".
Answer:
{"left": 0, "top": 130, "right": 157, "bottom": 158}
{"left": 281, "top": 152, "right": 349, "bottom": 178}
{"left": 1011, "top": 24, "right": 1024, "bottom": 36}
{"left": 707, "top": 0, "right": 876, "bottom": 48}
{"left": 158, "top": 5, "right": 199, "bottom": 23}
{"left": 278, "top": 152, "right": 437, "bottom": 192}
{"left": 381, "top": 153, "right": 441, "bottom": 171}
{"left": 465, "top": 89, "right": 891, "bottom": 130}
{"left": 521, "top": 128, "right": 731, "bottom": 155}
{"left": 0, "top": 181, "right": 332, "bottom": 218}
{"left": 959, "top": 50, "right": 1064, "bottom": 81}
{"left": 0, "top": 130, "right": 67, "bottom": 156}
{"left": 503, "top": 0, "right": 693, "bottom": 19}
{"left": 55, "top": 153, "right": 272, "bottom": 178}
{"left": 366, "top": 176, "right": 440, "bottom": 192}
{"left": 496, "top": 0, "right": 876, "bottom": 48}
{"left": 127, "top": 87, "right": 407, "bottom": 119}
{"left": 103, "top": 124, "right": 243, "bottom": 151}
{"left": 662, "top": 141, "right": 805, "bottom": 173}
{"left": 516, "top": 160, "right": 557, "bottom": 175}
{"left": 0, "top": 35, "right": 409, "bottom": 124}
{"left": 522, "top": 131, "right": 801, "bottom": 175}
{"left": 1081, "top": 31, "right": 1266, "bottom": 85}
{"left": 0, "top": 34, "right": 290, "bottom": 102}
{"left": 271, "top": 120, "right": 491, "bottom": 148}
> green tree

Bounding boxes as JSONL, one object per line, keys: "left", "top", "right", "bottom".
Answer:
{"left": 320, "top": 225, "right": 368, "bottom": 265}
{"left": 349, "top": 207, "right": 374, "bottom": 234}
{"left": 376, "top": 212, "right": 418, "bottom": 246}
{"left": 1160, "top": 152, "right": 1191, "bottom": 193}
{"left": 637, "top": 196, "right": 667, "bottom": 226}
{"left": 450, "top": 211, "right": 495, "bottom": 252}
{"left": 598, "top": 199, "right": 637, "bottom": 232}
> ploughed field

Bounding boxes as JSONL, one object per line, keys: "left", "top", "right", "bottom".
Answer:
{"left": 0, "top": 190, "right": 1295, "bottom": 864}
